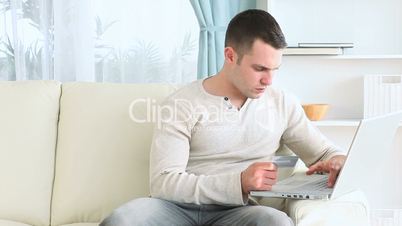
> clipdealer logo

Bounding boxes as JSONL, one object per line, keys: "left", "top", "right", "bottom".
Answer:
{"left": 128, "top": 98, "right": 242, "bottom": 129}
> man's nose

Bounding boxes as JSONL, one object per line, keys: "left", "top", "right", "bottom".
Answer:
{"left": 261, "top": 71, "right": 273, "bottom": 86}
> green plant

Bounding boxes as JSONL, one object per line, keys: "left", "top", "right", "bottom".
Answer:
{"left": 0, "top": 0, "right": 10, "bottom": 13}
{"left": 122, "top": 41, "right": 164, "bottom": 83}
{"left": 22, "top": 0, "right": 54, "bottom": 80}
{"left": 94, "top": 16, "right": 119, "bottom": 81}
{"left": 98, "top": 41, "right": 162, "bottom": 83}
{"left": 0, "top": 0, "right": 53, "bottom": 80}
{"left": 166, "top": 32, "right": 197, "bottom": 83}
{"left": 0, "top": 35, "right": 15, "bottom": 63}
{"left": 25, "top": 40, "right": 43, "bottom": 79}
{"left": 0, "top": 35, "right": 16, "bottom": 80}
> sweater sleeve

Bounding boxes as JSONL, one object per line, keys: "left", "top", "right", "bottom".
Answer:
{"left": 149, "top": 97, "right": 246, "bottom": 206}
{"left": 281, "top": 93, "right": 345, "bottom": 166}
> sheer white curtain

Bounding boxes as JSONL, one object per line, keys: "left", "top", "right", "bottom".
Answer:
{"left": 0, "top": 0, "right": 53, "bottom": 80}
{"left": 54, "top": 0, "right": 95, "bottom": 82}
{"left": 1, "top": 0, "right": 199, "bottom": 83}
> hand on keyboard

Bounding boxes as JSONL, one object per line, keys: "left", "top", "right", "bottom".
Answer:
{"left": 306, "top": 155, "right": 346, "bottom": 187}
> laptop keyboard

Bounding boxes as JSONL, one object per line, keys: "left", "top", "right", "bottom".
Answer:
{"left": 298, "top": 178, "right": 328, "bottom": 192}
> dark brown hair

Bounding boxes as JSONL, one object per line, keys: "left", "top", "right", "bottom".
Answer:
{"left": 225, "top": 9, "right": 287, "bottom": 63}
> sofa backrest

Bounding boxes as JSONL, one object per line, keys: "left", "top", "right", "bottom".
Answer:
{"left": 0, "top": 81, "right": 61, "bottom": 226}
{"left": 50, "top": 82, "right": 177, "bottom": 225}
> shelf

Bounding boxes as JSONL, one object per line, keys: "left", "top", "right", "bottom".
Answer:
{"left": 311, "top": 120, "right": 360, "bottom": 127}
{"left": 312, "top": 120, "right": 402, "bottom": 127}
{"left": 284, "top": 55, "right": 402, "bottom": 59}
{"left": 332, "top": 55, "right": 402, "bottom": 59}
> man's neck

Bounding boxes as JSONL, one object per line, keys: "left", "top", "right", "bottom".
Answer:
{"left": 203, "top": 72, "right": 247, "bottom": 109}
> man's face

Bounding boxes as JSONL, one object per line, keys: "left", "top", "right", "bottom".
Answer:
{"left": 229, "top": 39, "right": 282, "bottom": 99}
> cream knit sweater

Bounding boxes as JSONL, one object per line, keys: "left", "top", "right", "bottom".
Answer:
{"left": 150, "top": 79, "right": 342, "bottom": 206}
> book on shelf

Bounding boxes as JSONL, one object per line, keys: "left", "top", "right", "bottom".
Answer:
{"left": 298, "top": 43, "right": 354, "bottom": 48}
{"left": 283, "top": 47, "right": 344, "bottom": 55}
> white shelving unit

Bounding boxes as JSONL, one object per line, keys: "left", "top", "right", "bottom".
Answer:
{"left": 312, "top": 120, "right": 360, "bottom": 127}
{"left": 258, "top": 0, "right": 402, "bottom": 213}
{"left": 257, "top": 0, "right": 402, "bottom": 122}
{"left": 285, "top": 55, "right": 402, "bottom": 60}
{"left": 259, "top": 0, "right": 402, "bottom": 56}
{"left": 312, "top": 120, "right": 402, "bottom": 127}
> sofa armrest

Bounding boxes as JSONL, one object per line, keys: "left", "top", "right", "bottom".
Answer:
{"left": 285, "top": 190, "right": 370, "bottom": 226}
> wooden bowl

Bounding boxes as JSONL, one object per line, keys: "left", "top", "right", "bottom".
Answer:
{"left": 302, "top": 104, "right": 329, "bottom": 121}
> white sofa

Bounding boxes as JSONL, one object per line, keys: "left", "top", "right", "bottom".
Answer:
{"left": 0, "top": 80, "right": 370, "bottom": 226}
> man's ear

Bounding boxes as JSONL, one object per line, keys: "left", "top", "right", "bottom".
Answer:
{"left": 224, "top": 47, "right": 237, "bottom": 64}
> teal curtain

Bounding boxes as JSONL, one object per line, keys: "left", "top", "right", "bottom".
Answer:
{"left": 190, "top": 0, "right": 256, "bottom": 79}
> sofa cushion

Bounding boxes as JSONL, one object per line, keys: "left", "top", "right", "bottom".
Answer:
{"left": 0, "top": 81, "right": 61, "bottom": 226}
{"left": 51, "top": 82, "right": 176, "bottom": 225}
{"left": 0, "top": 219, "right": 32, "bottom": 226}
{"left": 285, "top": 190, "right": 370, "bottom": 226}
{"left": 58, "top": 224, "right": 98, "bottom": 226}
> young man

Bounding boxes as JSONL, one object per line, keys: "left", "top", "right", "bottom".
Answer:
{"left": 101, "top": 9, "right": 346, "bottom": 226}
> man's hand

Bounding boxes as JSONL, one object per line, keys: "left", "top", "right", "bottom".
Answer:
{"left": 306, "top": 155, "right": 346, "bottom": 188}
{"left": 241, "top": 162, "right": 277, "bottom": 195}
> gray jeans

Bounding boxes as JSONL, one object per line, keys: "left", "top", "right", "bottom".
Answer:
{"left": 100, "top": 197, "right": 294, "bottom": 226}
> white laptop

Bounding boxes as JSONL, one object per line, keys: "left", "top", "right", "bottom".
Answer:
{"left": 250, "top": 111, "right": 402, "bottom": 200}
